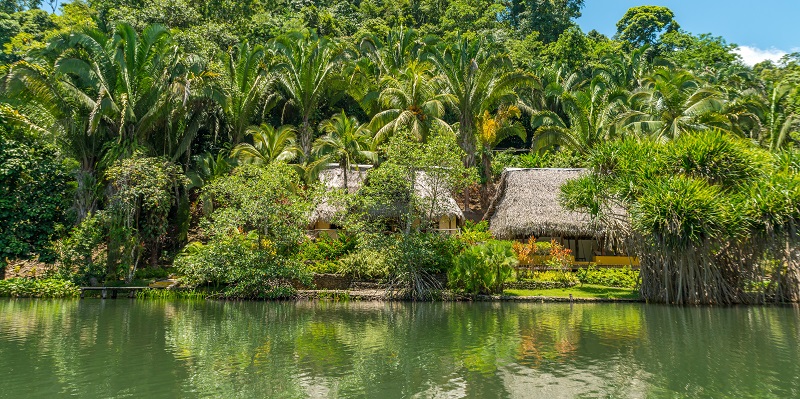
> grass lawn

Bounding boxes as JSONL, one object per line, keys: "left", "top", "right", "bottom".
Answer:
{"left": 504, "top": 284, "right": 640, "bottom": 299}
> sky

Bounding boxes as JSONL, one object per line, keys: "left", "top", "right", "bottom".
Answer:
{"left": 577, "top": 0, "right": 800, "bottom": 66}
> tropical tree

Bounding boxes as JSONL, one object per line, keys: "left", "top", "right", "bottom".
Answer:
{"left": 619, "top": 67, "right": 732, "bottom": 140}
{"left": 351, "top": 27, "right": 430, "bottom": 116}
{"left": 313, "top": 110, "right": 376, "bottom": 189}
{"left": 762, "top": 76, "right": 800, "bottom": 150}
{"left": 1, "top": 59, "right": 103, "bottom": 221}
{"left": 531, "top": 77, "right": 628, "bottom": 154}
{"left": 369, "top": 61, "right": 453, "bottom": 143}
{"left": 231, "top": 124, "right": 300, "bottom": 165}
{"left": 44, "top": 23, "right": 209, "bottom": 162}
{"left": 270, "top": 30, "right": 347, "bottom": 160}
{"left": 217, "top": 42, "right": 276, "bottom": 144}
{"left": 425, "top": 36, "right": 538, "bottom": 168}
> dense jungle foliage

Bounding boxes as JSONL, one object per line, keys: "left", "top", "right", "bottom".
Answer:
{"left": 0, "top": 0, "right": 798, "bottom": 302}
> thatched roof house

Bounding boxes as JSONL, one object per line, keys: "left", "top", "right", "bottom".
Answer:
{"left": 310, "top": 165, "right": 464, "bottom": 234}
{"left": 309, "top": 166, "right": 369, "bottom": 227}
{"left": 484, "top": 168, "right": 602, "bottom": 240}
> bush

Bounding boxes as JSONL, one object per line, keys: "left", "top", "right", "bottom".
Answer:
{"left": 298, "top": 233, "right": 357, "bottom": 263}
{"left": 449, "top": 240, "right": 518, "bottom": 295}
{"left": 525, "top": 270, "right": 579, "bottom": 285}
{"left": 134, "top": 267, "right": 172, "bottom": 280}
{"left": 576, "top": 266, "right": 640, "bottom": 288}
{"left": 0, "top": 278, "right": 80, "bottom": 298}
{"left": 337, "top": 249, "right": 390, "bottom": 280}
{"left": 176, "top": 163, "right": 312, "bottom": 299}
{"left": 175, "top": 232, "right": 310, "bottom": 299}
{"left": 459, "top": 220, "right": 493, "bottom": 244}
{"left": 308, "top": 260, "right": 340, "bottom": 274}
{"left": 0, "top": 134, "right": 74, "bottom": 261}
{"left": 391, "top": 232, "right": 464, "bottom": 274}
{"left": 54, "top": 213, "right": 106, "bottom": 284}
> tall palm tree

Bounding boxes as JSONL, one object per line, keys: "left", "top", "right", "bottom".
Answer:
{"left": 369, "top": 61, "right": 453, "bottom": 143}
{"left": 531, "top": 77, "right": 628, "bottom": 154}
{"left": 270, "top": 30, "right": 347, "bottom": 160}
{"left": 50, "top": 23, "right": 207, "bottom": 161}
{"left": 620, "top": 67, "right": 731, "bottom": 140}
{"left": 351, "top": 27, "right": 432, "bottom": 117}
{"left": 425, "top": 36, "right": 538, "bottom": 168}
{"left": 217, "top": 42, "right": 277, "bottom": 144}
{"left": 313, "top": 110, "right": 377, "bottom": 189}
{"left": 231, "top": 124, "right": 300, "bottom": 165}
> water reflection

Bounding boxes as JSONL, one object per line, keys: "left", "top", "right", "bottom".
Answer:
{"left": 0, "top": 299, "right": 798, "bottom": 398}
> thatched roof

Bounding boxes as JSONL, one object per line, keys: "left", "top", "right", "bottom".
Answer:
{"left": 484, "top": 168, "right": 603, "bottom": 239}
{"left": 310, "top": 164, "right": 464, "bottom": 225}
{"left": 309, "top": 165, "right": 370, "bottom": 225}
{"left": 413, "top": 171, "right": 464, "bottom": 220}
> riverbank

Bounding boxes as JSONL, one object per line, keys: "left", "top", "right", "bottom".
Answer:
{"left": 294, "top": 287, "right": 642, "bottom": 303}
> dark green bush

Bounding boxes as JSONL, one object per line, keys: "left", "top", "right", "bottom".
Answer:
{"left": 175, "top": 232, "right": 311, "bottom": 299}
{"left": 54, "top": 213, "right": 106, "bottom": 284}
{"left": 0, "top": 134, "right": 74, "bottom": 261}
{"left": 576, "top": 266, "right": 640, "bottom": 288}
{"left": 0, "top": 278, "right": 80, "bottom": 298}
{"left": 298, "top": 233, "right": 357, "bottom": 263}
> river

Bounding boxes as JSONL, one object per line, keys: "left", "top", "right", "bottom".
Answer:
{"left": 0, "top": 299, "right": 797, "bottom": 398}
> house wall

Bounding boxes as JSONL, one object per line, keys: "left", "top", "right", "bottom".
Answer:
{"left": 312, "top": 221, "right": 339, "bottom": 239}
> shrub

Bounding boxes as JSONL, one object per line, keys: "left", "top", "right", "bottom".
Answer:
{"left": 337, "top": 249, "right": 389, "bottom": 280}
{"left": 449, "top": 240, "right": 518, "bottom": 295}
{"left": 298, "top": 233, "right": 356, "bottom": 263}
{"left": 176, "top": 163, "right": 312, "bottom": 299}
{"left": 0, "top": 278, "right": 80, "bottom": 298}
{"left": 0, "top": 134, "right": 74, "bottom": 261}
{"left": 460, "top": 220, "right": 493, "bottom": 244}
{"left": 576, "top": 266, "right": 640, "bottom": 288}
{"left": 175, "top": 232, "right": 311, "bottom": 299}
{"left": 526, "top": 270, "right": 579, "bottom": 285}
{"left": 105, "top": 155, "right": 187, "bottom": 281}
{"left": 308, "top": 261, "right": 340, "bottom": 274}
{"left": 54, "top": 213, "right": 106, "bottom": 284}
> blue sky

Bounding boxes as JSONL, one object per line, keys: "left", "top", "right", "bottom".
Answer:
{"left": 577, "top": 0, "right": 800, "bottom": 65}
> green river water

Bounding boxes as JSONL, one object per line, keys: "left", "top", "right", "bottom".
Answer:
{"left": 0, "top": 299, "right": 798, "bottom": 398}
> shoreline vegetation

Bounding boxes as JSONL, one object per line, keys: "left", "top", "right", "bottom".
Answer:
{"left": 1, "top": 1, "right": 798, "bottom": 306}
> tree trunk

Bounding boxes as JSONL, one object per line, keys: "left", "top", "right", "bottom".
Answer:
{"left": 459, "top": 116, "right": 476, "bottom": 212}
{"left": 300, "top": 116, "right": 312, "bottom": 161}
{"left": 74, "top": 167, "right": 99, "bottom": 223}
{"left": 481, "top": 150, "right": 493, "bottom": 209}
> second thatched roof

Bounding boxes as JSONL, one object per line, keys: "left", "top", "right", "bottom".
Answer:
{"left": 310, "top": 164, "right": 464, "bottom": 225}
{"left": 484, "top": 168, "right": 603, "bottom": 239}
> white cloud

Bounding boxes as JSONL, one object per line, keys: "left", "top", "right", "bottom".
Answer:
{"left": 733, "top": 46, "right": 787, "bottom": 66}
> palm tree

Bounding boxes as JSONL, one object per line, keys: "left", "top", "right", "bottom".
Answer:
{"left": 425, "top": 36, "right": 538, "bottom": 168}
{"left": 217, "top": 42, "right": 277, "bottom": 144}
{"left": 763, "top": 78, "right": 799, "bottom": 150}
{"left": 619, "top": 67, "right": 731, "bottom": 140}
{"left": 1, "top": 59, "right": 103, "bottom": 221}
{"left": 231, "top": 124, "right": 300, "bottom": 165}
{"left": 351, "top": 27, "right": 432, "bottom": 117}
{"left": 270, "top": 30, "right": 347, "bottom": 160}
{"left": 313, "top": 110, "right": 377, "bottom": 189}
{"left": 531, "top": 77, "right": 628, "bottom": 154}
{"left": 48, "top": 23, "right": 207, "bottom": 162}
{"left": 369, "top": 61, "right": 453, "bottom": 143}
